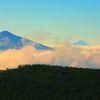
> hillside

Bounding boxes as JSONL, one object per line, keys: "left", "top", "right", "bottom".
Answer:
{"left": 0, "top": 64, "right": 100, "bottom": 100}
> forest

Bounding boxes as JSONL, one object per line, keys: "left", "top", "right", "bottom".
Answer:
{"left": 0, "top": 64, "right": 100, "bottom": 100}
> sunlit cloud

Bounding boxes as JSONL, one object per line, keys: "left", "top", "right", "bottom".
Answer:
{"left": 0, "top": 43, "right": 100, "bottom": 69}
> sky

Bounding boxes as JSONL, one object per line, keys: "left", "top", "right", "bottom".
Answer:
{"left": 0, "top": 0, "right": 100, "bottom": 45}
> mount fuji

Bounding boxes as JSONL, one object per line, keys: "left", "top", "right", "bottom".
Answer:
{"left": 0, "top": 31, "right": 54, "bottom": 50}
{"left": 73, "top": 40, "right": 89, "bottom": 46}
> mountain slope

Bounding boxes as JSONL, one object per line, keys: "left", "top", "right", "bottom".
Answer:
{"left": 0, "top": 31, "right": 54, "bottom": 50}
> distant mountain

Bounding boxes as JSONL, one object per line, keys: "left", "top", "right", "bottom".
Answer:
{"left": 0, "top": 31, "right": 54, "bottom": 50}
{"left": 73, "top": 40, "right": 89, "bottom": 46}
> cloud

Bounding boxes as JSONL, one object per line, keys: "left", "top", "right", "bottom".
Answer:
{"left": 0, "top": 37, "right": 10, "bottom": 46}
{"left": 23, "top": 31, "right": 50, "bottom": 43}
{"left": 0, "top": 43, "right": 100, "bottom": 69}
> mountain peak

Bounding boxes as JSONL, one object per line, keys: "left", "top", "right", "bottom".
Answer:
{"left": 1, "top": 30, "right": 10, "bottom": 33}
{"left": 1, "top": 30, "right": 11, "bottom": 33}
{"left": 0, "top": 30, "right": 14, "bottom": 36}
{"left": 73, "top": 40, "right": 89, "bottom": 46}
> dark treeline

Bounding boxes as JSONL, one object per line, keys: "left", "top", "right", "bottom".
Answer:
{"left": 0, "top": 64, "right": 100, "bottom": 100}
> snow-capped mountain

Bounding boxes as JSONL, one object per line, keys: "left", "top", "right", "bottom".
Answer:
{"left": 73, "top": 40, "right": 89, "bottom": 46}
{"left": 0, "top": 31, "right": 54, "bottom": 50}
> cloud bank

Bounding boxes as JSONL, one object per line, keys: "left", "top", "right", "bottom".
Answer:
{"left": 0, "top": 44, "right": 100, "bottom": 69}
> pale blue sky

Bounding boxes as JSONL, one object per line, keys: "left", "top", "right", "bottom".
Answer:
{"left": 0, "top": 0, "right": 100, "bottom": 45}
